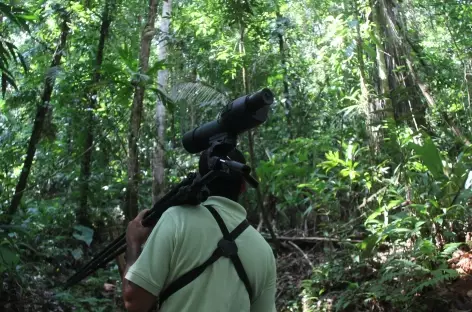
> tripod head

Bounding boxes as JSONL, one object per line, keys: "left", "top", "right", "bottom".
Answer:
{"left": 203, "top": 138, "right": 259, "bottom": 189}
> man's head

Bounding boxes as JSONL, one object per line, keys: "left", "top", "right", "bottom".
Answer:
{"left": 198, "top": 148, "right": 247, "bottom": 201}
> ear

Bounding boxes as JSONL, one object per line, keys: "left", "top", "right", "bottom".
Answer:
{"left": 240, "top": 181, "right": 247, "bottom": 194}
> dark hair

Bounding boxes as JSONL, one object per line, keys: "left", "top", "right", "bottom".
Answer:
{"left": 198, "top": 148, "right": 246, "bottom": 201}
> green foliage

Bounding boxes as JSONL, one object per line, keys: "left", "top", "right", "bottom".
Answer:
{"left": 303, "top": 244, "right": 460, "bottom": 312}
{"left": 0, "top": 1, "right": 35, "bottom": 96}
{"left": 300, "top": 124, "right": 472, "bottom": 311}
{"left": 3, "top": 0, "right": 472, "bottom": 311}
{"left": 54, "top": 267, "right": 120, "bottom": 312}
{"left": 410, "top": 133, "right": 445, "bottom": 180}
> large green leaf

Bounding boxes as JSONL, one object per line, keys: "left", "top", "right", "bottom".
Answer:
{"left": 0, "top": 245, "right": 20, "bottom": 272}
{"left": 410, "top": 134, "right": 444, "bottom": 180}
{"left": 441, "top": 243, "right": 463, "bottom": 258}
{"left": 360, "top": 233, "right": 384, "bottom": 259}
{"left": 73, "top": 225, "right": 94, "bottom": 247}
{"left": 71, "top": 247, "right": 84, "bottom": 260}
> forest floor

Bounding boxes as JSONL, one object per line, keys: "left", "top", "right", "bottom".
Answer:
{"left": 274, "top": 242, "right": 472, "bottom": 312}
{"left": 4, "top": 237, "right": 472, "bottom": 311}
{"left": 275, "top": 245, "right": 318, "bottom": 311}
{"left": 2, "top": 233, "right": 317, "bottom": 312}
{"left": 1, "top": 249, "right": 313, "bottom": 312}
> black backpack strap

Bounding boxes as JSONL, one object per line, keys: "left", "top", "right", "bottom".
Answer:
{"left": 205, "top": 205, "right": 253, "bottom": 302}
{"left": 159, "top": 205, "right": 252, "bottom": 304}
{"left": 159, "top": 243, "right": 225, "bottom": 303}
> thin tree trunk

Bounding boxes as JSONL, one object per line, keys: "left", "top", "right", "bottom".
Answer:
{"left": 276, "top": 12, "right": 292, "bottom": 137}
{"left": 190, "top": 67, "right": 197, "bottom": 130}
{"left": 239, "top": 23, "right": 279, "bottom": 250}
{"left": 152, "top": 0, "right": 172, "bottom": 205}
{"left": 6, "top": 14, "right": 70, "bottom": 222}
{"left": 78, "top": 1, "right": 113, "bottom": 226}
{"left": 126, "top": 0, "right": 158, "bottom": 220}
{"left": 352, "top": 0, "right": 372, "bottom": 139}
{"left": 465, "top": 63, "right": 471, "bottom": 110}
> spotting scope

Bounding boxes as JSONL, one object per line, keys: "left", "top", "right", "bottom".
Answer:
{"left": 182, "top": 88, "right": 274, "bottom": 153}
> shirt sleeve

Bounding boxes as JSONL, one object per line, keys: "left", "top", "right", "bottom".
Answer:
{"left": 125, "top": 210, "right": 177, "bottom": 296}
{"left": 250, "top": 283, "right": 277, "bottom": 312}
{"left": 250, "top": 253, "right": 277, "bottom": 312}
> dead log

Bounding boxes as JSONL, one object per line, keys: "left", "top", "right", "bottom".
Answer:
{"left": 263, "top": 235, "right": 363, "bottom": 243}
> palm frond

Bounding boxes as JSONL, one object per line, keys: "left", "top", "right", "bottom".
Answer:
{"left": 2, "top": 71, "right": 17, "bottom": 99}
{"left": 338, "top": 103, "right": 362, "bottom": 118}
{"left": 0, "top": 39, "right": 28, "bottom": 97}
{"left": 0, "top": 2, "right": 35, "bottom": 96}
{"left": 0, "top": 2, "right": 30, "bottom": 31}
{"left": 170, "top": 82, "right": 229, "bottom": 107}
{"left": 150, "top": 87, "right": 175, "bottom": 112}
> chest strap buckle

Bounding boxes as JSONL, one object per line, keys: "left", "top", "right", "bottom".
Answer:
{"left": 218, "top": 239, "right": 238, "bottom": 257}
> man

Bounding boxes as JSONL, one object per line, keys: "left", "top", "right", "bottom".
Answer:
{"left": 122, "top": 148, "right": 277, "bottom": 312}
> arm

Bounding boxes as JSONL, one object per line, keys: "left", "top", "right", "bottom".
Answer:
{"left": 251, "top": 250, "right": 277, "bottom": 312}
{"left": 122, "top": 210, "right": 157, "bottom": 312}
{"left": 250, "top": 284, "right": 277, "bottom": 312}
{"left": 122, "top": 209, "right": 177, "bottom": 311}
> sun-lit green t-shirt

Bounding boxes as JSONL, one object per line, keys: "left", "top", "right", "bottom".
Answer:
{"left": 125, "top": 196, "right": 277, "bottom": 312}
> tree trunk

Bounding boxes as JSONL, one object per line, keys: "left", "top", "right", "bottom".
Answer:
{"left": 6, "top": 14, "right": 70, "bottom": 222}
{"left": 371, "top": 0, "right": 394, "bottom": 131}
{"left": 370, "top": 0, "right": 427, "bottom": 130}
{"left": 190, "top": 67, "right": 197, "bottom": 130}
{"left": 78, "top": 1, "right": 113, "bottom": 226}
{"left": 276, "top": 12, "right": 292, "bottom": 138}
{"left": 152, "top": 0, "right": 172, "bottom": 205}
{"left": 125, "top": 0, "right": 158, "bottom": 220}
{"left": 239, "top": 23, "right": 279, "bottom": 250}
{"left": 381, "top": 0, "right": 470, "bottom": 145}
{"left": 352, "top": 0, "right": 373, "bottom": 144}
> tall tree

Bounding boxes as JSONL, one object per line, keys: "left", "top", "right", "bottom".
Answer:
{"left": 152, "top": 0, "right": 172, "bottom": 205}
{"left": 378, "top": 0, "right": 470, "bottom": 145}
{"left": 275, "top": 11, "right": 292, "bottom": 137}
{"left": 368, "top": 0, "right": 427, "bottom": 131}
{"left": 126, "top": 0, "right": 158, "bottom": 220}
{"left": 239, "top": 21, "right": 279, "bottom": 249}
{"left": 78, "top": 0, "right": 114, "bottom": 226}
{"left": 6, "top": 11, "right": 70, "bottom": 222}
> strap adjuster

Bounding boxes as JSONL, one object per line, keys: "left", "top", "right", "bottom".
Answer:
{"left": 218, "top": 239, "right": 238, "bottom": 257}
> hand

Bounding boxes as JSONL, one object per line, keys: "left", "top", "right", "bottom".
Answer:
{"left": 126, "top": 209, "right": 153, "bottom": 247}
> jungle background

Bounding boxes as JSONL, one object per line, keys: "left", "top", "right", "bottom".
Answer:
{"left": 2, "top": 0, "right": 472, "bottom": 311}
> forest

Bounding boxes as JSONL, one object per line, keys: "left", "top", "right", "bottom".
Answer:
{"left": 2, "top": 0, "right": 472, "bottom": 311}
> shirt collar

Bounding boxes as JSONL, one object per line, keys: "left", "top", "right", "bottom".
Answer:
{"left": 203, "top": 196, "right": 247, "bottom": 219}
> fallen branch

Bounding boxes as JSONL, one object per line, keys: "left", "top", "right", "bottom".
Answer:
{"left": 287, "top": 241, "right": 314, "bottom": 269}
{"left": 263, "top": 235, "right": 363, "bottom": 243}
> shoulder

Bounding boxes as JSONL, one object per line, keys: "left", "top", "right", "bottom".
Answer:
{"left": 146, "top": 207, "right": 180, "bottom": 241}
{"left": 244, "top": 226, "right": 276, "bottom": 267}
{"left": 158, "top": 204, "right": 207, "bottom": 232}
{"left": 164, "top": 204, "right": 203, "bottom": 220}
